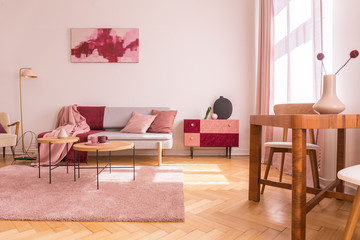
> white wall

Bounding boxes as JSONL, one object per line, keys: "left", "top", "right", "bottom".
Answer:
{"left": 333, "top": 0, "right": 360, "bottom": 167}
{"left": 0, "top": 0, "right": 257, "bottom": 155}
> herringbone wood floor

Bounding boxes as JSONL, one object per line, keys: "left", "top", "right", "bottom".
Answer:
{"left": 0, "top": 154, "right": 359, "bottom": 240}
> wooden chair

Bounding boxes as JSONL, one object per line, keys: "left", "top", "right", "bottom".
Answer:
{"left": 0, "top": 112, "right": 19, "bottom": 159}
{"left": 261, "top": 103, "right": 320, "bottom": 194}
{"left": 338, "top": 165, "right": 360, "bottom": 240}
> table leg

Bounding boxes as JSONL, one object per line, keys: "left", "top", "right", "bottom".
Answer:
{"left": 38, "top": 143, "right": 41, "bottom": 178}
{"left": 133, "top": 146, "right": 136, "bottom": 180}
{"left": 337, "top": 129, "right": 346, "bottom": 193}
{"left": 249, "top": 124, "right": 262, "bottom": 201}
{"left": 109, "top": 151, "right": 112, "bottom": 174}
{"left": 74, "top": 147, "right": 76, "bottom": 182}
{"left": 49, "top": 142, "right": 51, "bottom": 184}
{"left": 66, "top": 143, "right": 69, "bottom": 174}
{"left": 78, "top": 148, "right": 80, "bottom": 178}
{"left": 292, "top": 129, "right": 307, "bottom": 240}
{"left": 97, "top": 150, "right": 99, "bottom": 190}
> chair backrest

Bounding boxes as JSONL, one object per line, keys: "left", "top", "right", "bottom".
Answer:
{"left": 0, "top": 112, "right": 11, "bottom": 134}
{"left": 274, "top": 103, "right": 317, "bottom": 115}
{"left": 273, "top": 103, "right": 318, "bottom": 143}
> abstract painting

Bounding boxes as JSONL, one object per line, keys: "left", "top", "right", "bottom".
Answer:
{"left": 71, "top": 28, "right": 139, "bottom": 63}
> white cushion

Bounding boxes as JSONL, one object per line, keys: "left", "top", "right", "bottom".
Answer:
{"left": 125, "top": 139, "right": 173, "bottom": 149}
{"left": 264, "top": 141, "right": 320, "bottom": 150}
{"left": 0, "top": 134, "right": 17, "bottom": 147}
{"left": 87, "top": 132, "right": 173, "bottom": 149}
{"left": 338, "top": 165, "right": 360, "bottom": 186}
{"left": 89, "top": 132, "right": 172, "bottom": 140}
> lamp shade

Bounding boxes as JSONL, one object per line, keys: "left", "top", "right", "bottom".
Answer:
{"left": 21, "top": 69, "right": 38, "bottom": 78}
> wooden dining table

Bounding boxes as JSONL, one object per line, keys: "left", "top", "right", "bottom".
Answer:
{"left": 249, "top": 114, "right": 360, "bottom": 240}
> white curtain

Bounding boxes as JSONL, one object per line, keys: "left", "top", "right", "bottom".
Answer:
{"left": 273, "top": 0, "right": 323, "bottom": 105}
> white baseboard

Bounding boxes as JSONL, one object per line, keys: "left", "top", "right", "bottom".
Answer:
{"left": 2, "top": 146, "right": 37, "bottom": 156}
{"left": 7, "top": 146, "right": 249, "bottom": 157}
{"left": 89, "top": 148, "right": 249, "bottom": 156}
{"left": 164, "top": 148, "right": 249, "bottom": 156}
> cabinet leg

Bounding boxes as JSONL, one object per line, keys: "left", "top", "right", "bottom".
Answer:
{"left": 190, "top": 147, "right": 194, "bottom": 159}
{"left": 229, "top": 147, "right": 232, "bottom": 159}
{"left": 226, "top": 147, "right": 228, "bottom": 157}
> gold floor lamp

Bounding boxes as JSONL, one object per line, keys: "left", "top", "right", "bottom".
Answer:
{"left": 19, "top": 68, "right": 38, "bottom": 154}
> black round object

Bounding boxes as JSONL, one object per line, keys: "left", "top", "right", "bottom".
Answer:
{"left": 213, "top": 96, "right": 232, "bottom": 119}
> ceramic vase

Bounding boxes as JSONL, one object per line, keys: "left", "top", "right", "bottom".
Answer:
{"left": 213, "top": 96, "right": 233, "bottom": 119}
{"left": 57, "top": 129, "right": 68, "bottom": 139}
{"left": 313, "top": 74, "right": 345, "bottom": 114}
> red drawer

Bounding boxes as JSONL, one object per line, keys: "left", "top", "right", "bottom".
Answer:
{"left": 184, "top": 119, "right": 200, "bottom": 133}
{"left": 200, "top": 134, "right": 239, "bottom": 147}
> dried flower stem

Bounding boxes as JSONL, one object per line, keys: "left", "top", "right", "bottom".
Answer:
{"left": 335, "top": 58, "right": 351, "bottom": 75}
{"left": 321, "top": 62, "right": 327, "bottom": 74}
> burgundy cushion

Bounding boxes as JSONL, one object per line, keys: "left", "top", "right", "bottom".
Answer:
{"left": 38, "top": 131, "right": 50, "bottom": 138}
{"left": 77, "top": 106, "right": 105, "bottom": 130}
{"left": 0, "top": 123, "right": 6, "bottom": 133}
{"left": 148, "top": 110, "right": 177, "bottom": 133}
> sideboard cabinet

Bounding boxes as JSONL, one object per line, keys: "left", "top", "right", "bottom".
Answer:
{"left": 184, "top": 119, "right": 239, "bottom": 158}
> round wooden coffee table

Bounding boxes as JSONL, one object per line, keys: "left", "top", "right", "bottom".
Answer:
{"left": 37, "top": 136, "right": 80, "bottom": 184}
{"left": 73, "top": 141, "right": 135, "bottom": 189}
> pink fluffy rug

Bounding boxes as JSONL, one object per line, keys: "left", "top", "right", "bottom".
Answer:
{"left": 0, "top": 165, "right": 184, "bottom": 222}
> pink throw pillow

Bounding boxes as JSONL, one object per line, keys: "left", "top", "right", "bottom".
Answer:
{"left": 0, "top": 123, "right": 7, "bottom": 133}
{"left": 148, "top": 110, "right": 177, "bottom": 133}
{"left": 120, "top": 112, "right": 157, "bottom": 134}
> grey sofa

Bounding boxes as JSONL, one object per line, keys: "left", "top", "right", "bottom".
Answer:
{"left": 86, "top": 107, "right": 173, "bottom": 165}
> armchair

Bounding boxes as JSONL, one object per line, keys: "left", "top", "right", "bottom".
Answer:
{"left": 0, "top": 112, "right": 19, "bottom": 159}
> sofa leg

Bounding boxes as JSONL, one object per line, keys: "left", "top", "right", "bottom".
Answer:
{"left": 158, "top": 142, "right": 162, "bottom": 166}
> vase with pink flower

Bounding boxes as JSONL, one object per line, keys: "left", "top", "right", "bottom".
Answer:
{"left": 313, "top": 50, "right": 359, "bottom": 114}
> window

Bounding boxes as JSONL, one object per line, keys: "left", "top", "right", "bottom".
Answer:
{"left": 273, "top": 0, "right": 323, "bottom": 104}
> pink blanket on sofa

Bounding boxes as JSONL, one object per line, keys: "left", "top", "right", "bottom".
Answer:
{"left": 36, "top": 105, "right": 90, "bottom": 166}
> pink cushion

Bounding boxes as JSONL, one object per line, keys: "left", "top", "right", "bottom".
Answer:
{"left": 120, "top": 112, "right": 156, "bottom": 134}
{"left": 148, "top": 110, "right": 177, "bottom": 133}
{"left": 0, "top": 123, "right": 6, "bottom": 133}
{"left": 77, "top": 106, "right": 105, "bottom": 130}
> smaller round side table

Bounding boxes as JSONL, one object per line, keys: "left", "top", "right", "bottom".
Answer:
{"left": 73, "top": 141, "right": 135, "bottom": 189}
{"left": 37, "top": 136, "right": 79, "bottom": 184}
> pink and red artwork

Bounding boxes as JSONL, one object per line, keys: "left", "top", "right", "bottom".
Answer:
{"left": 71, "top": 28, "right": 139, "bottom": 63}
